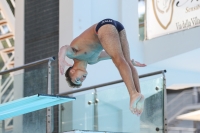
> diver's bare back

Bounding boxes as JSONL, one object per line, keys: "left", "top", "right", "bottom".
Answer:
{"left": 70, "top": 24, "right": 103, "bottom": 63}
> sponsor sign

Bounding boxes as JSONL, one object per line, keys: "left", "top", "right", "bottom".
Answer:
{"left": 145, "top": 0, "right": 200, "bottom": 39}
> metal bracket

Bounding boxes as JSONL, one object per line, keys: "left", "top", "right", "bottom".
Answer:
{"left": 46, "top": 58, "right": 54, "bottom": 133}
{"left": 162, "top": 71, "right": 168, "bottom": 133}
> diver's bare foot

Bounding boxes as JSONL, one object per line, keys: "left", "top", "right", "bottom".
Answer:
{"left": 129, "top": 93, "right": 142, "bottom": 115}
{"left": 136, "top": 94, "right": 145, "bottom": 116}
{"left": 131, "top": 59, "right": 146, "bottom": 67}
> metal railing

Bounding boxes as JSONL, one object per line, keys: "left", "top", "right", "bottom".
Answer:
{"left": 58, "top": 70, "right": 167, "bottom": 95}
{"left": 0, "top": 57, "right": 55, "bottom": 133}
{"left": 0, "top": 57, "right": 55, "bottom": 75}
{"left": 0, "top": 58, "right": 167, "bottom": 133}
{"left": 59, "top": 69, "right": 168, "bottom": 133}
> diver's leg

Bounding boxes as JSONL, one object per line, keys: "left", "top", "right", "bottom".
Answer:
{"left": 119, "top": 29, "right": 144, "bottom": 115}
{"left": 119, "top": 30, "right": 141, "bottom": 93}
{"left": 97, "top": 24, "right": 142, "bottom": 115}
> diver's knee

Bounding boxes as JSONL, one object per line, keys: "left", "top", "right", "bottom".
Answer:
{"left": 112, "top": 56, "right": 126, "bottom": 66}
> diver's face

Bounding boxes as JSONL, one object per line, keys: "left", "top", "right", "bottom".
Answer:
{"left": 69, "top": 69, "right": 87, "bottom": 85}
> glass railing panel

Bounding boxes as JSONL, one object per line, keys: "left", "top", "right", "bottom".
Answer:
{"left": 95, "top": 83, "right": 133, "bottom": 132}
{"left": 60, "top": 90, "right": 95, "bottom": 132}
{"left": 140, "top": 76, "right": 164, "bottom": 133}
{"left": 60, "top": 75, "right": 165, "bottom": 133}
{"left": 50, "top": 63, "right": 59, "bottom": 133}
{"left": 96, "top": 76, "right": 164, "bottom": 133}
{"left": 0, "top": 65, "right": 48, "bottom": 133}
{"left": 23, "top": 66, "right": 48, "bottom": 133}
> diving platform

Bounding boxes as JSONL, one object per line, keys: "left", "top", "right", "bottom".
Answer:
{"left": 0, "top": 94, "right": 75, "bottom": 120}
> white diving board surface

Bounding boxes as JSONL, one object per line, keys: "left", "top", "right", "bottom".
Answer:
{"left": 0, "top": 94, "right": 75, "bottom": 120}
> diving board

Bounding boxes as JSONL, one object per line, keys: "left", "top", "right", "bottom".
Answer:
{"left": 0, "top": 94, "right": 75, "bottom": 120}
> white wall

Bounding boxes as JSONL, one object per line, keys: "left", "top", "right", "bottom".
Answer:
{"left": 59, "top": 0, "right": 74, "bottom": 93}
{"left": 143, "top": 27, "right": 200, "bottom": 65}
{"left": 14, "top": 0, "right": 24, "bottom": 132}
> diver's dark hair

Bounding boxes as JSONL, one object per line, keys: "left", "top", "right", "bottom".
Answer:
{"left": 65, "top": 66, "right": 82, "bottom": 88}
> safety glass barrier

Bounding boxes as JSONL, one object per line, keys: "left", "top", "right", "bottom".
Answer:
{"left": 60, "top": 75, "right": 165, "bottom": 133}
{"left": 0, "top": 65, "right": 49, "bottom": 133}
{"left": 139, "top": 76, "right": 164, "bottom": 133}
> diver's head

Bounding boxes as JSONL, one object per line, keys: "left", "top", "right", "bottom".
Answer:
{"left": 65, "top": 66, "right": 87, "bottom": 88}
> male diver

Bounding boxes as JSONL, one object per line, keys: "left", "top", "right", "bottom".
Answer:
{"left": 59, "top": 19, "right": 146, "bottom": 116}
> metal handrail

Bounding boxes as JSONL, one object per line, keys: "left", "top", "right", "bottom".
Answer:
{"left": 0, "top": 57, "right": 55, "bottom": 75}
{"left": 58, "top": 70, "right": 166, "bottom": 95}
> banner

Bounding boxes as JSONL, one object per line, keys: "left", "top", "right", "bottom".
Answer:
{"left": 145, "top": 0, "right": 200, "bottom": 39}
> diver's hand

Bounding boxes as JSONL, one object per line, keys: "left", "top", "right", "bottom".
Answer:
{"left": 131, "top": 59, "right": 146, "bottom": 67}
{"left": 59, "top": 45, "right": 72, "bottom": 75}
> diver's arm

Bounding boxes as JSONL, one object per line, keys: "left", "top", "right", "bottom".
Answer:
{"left": 58, "top": 45, "right": 73, "bottom": 75}
{"left": 97, "top": 51, "right": 111, "bottom": 62}
{"left": 97, "top": 52, "right": 146, "bottom": 67}
{"left": 88, "top": 51, "right": 111, "bottom": 65}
